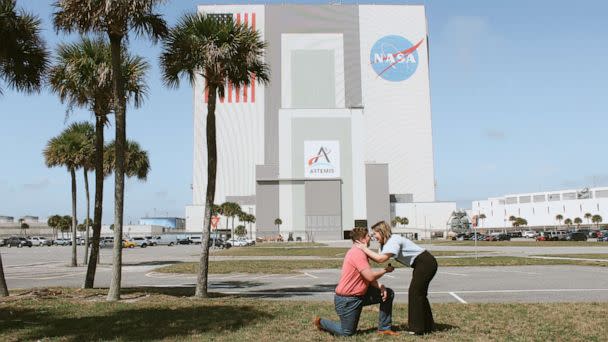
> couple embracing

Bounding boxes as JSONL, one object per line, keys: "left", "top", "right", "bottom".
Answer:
{"left": 314, "top": 221, "right": 438, "bottom": 336}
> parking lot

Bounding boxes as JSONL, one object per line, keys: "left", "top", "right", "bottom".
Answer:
{"left": 1, "top": 242, "right": 608, "bottom": 303}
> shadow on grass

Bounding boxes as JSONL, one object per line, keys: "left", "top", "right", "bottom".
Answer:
{"left": 228, "top": 284, "right": 337, "bottom": 299}
{"left": 358, "top": 323, "right": 458, "bottom": 334}
{"left": 0, "top": 303, "right": 272, "bottom": 341}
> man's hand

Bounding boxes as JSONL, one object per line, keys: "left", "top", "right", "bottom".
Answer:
{"left": 384, "top": 263, "right": 394, "bottom": 273}
{"left": 380, "top": 284, "right": 388, "bottom": 302}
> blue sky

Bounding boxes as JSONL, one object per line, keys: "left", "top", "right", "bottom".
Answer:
{"left": 1, "top": 0, "right": 607, "bottom": 224}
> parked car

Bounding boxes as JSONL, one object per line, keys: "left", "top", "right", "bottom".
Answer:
{"left": 122, "top": 239, "right": 136, "bottom": 248}
{"left": 522, "top": 230, "right": 538, "bottom": 238}
{"left": 227, "top": 238, "right": 249, "bottom": 247}
{"left": 177, "top": 237, "right": 191, "bottom": 245}
{"left": 131, "top": 237, "right": 149, "bottom": 248}
{"left": 144, "top": 236, "right": 157, "bottom": 246}
{"left": 508, "top": 231, "right": 522, "bottom": 238}
{"left": 100, "top": 237, "right": 114, "bottom": 248}
{"left": 589, "top": 230, "right": 600, "bottom": 238}
{"left": 189, "top": 236, "right": 202, "bottom": 244}
{"left": 28, "top": 236, "right": 52, "bottom": 246}
{"left": 565, "top": 232, "right": 588, "bottom": 241}
{"left": 208, "top": 237, "right": 231, "bottom": 249}
{"left": 149, "top": 235, "right": 177, "bottom": 246}
{"left": 597, "top": 235, "right": 608, "bottom": 242}
{"left": 5, "top": 236, "right": 33, "bottom": 248}
{"left": 53, "top": 238, "right": 72, "bottom": 246}
{"left": 0, "top": 238, "right": 5, "bottom": 247}
{"left": 496, "top": 233, "right": 511, "bottom": 241}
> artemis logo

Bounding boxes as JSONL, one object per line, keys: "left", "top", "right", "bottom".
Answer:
{"left": 370, "top": 35, "right": 424, "bottom": 82}
{"left": 308, "top": 147, "right": 332, "bottom": 167}
{"left": 305, "top": 141, "right": 340, "bottom": 178}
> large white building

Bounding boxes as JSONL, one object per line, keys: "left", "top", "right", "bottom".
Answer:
{"left": 186, "top": 4, "right": 453, "bottom": 240}
{"left": 470, "top": 186, "right": 608, "bottom": 229}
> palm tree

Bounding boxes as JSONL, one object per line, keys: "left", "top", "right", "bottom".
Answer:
{"left": 401, "top": 217, "right": 409, "bottom": 226}
{"left": 0, "top": 0, "right": 49, "bottom": 95}
{"left": 247, "top": 214, "right": 256, "bottom": 240}
{"left": 275, "top": 218, "right": 283, "bottom": 237}
{"left": 220, "top": 202, "right": 241, "bottom": 240}
{"left": 592, "top": 215, "right": 602, "bottom": 229}
{"left": 59, "top": 215, "right": 72, "bottom": 238}
{"left": 584, "top": 212, "right": 592, "bottom": 225}
{"left": 54, "top": 0, "right": 167, "bottom": 301}
{"left": 574, "top": 217, "right": 583, "bottom": 230}
{"left": 49, "top": 36, "right": 149, "bottom": 288}
{"left": 0, "top": 0, "right": 49, "bottom": 298}
{"left": 44, "top": 122, "right": 94, "bottom": 266}
{"left": 478, "top": 213, "right": 487, "bottom": 228}
{"left": 394, "top": 216, "right": 402, "bottom": 227}
{"left": 564, "top": 218, "right": 573, "bottom": 229}
{"left": 103, "top": 140, "right": 151, "bottom": 181}
{"left": 555, "top": 214, "right": 563, "bottom": 229}
{"left": 47, "top": 215, "right": 62, "bottom": 239}
{"left": 160, "top": 12, "right": 270, "bottom": 298}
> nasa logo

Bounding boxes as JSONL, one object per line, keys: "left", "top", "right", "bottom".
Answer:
{"left": 370, "top": 35, "right": 424, "bottom": 82}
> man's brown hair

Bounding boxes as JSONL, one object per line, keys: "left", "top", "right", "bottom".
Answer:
{"left": 350, "top": 227, "right": 369, "bottom": 242}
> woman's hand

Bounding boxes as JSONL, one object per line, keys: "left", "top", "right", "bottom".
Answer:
{"left": 384, "top": 263, "right": 394, "bottom": 273}
{"left": 354, "top": 241, "right": 368, "bottom": 250}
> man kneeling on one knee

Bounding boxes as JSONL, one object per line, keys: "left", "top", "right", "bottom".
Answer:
{"left": 314, "top": 227, "right": 398, "bottom": 336}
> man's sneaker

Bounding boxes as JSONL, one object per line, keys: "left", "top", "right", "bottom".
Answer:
{"left": 313, "top": 317, "right": 324, "bottom": 331}
{"left": 377, "top": 329, "right": 400, "bottom": 336}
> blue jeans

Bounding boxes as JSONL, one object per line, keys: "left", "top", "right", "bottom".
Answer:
{"left": 319, "top": 286, "right": 394, "bottom": 336}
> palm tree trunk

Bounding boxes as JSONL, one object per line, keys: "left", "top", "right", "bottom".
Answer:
{"left": 84, "top": 169, "right": 90, "bottom": 265}
{"left": 85, "top": 115, "right": 105, "bottom": 288}
{"left": 70, "top": 168, "right": 78, "bottom": 267}
{"left": 225, "top": 216, "right": 229, "bottom": 238}
{"left": 108, "top": 33, "right": 126, "bottom": 301}
{"left": 196, "top": 84, "right": 218, "bottom": 298}
{"left": 231, "top": 216, "right": 235, "bottom": 241}
{"left": 0, "top": 252, "right": 8, "bottom": 296}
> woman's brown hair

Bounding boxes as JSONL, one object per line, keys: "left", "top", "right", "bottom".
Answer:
{"left": 371, "top": 221, "right": 392, "bottom": 245}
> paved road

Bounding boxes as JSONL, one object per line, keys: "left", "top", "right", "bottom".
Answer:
{"left": 2, "top": 244, "right": 608, "bottom": 303}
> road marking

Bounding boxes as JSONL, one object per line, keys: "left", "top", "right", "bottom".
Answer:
{"left": 449, "top": 292, "right": 467, "bottom": 304}
{"left": 250, "top": 274, "right": 273, "bottom": 280}
{"left": 215, "top": 274, "right": 248, "bottom": 280}
{"left": 384, "top": 274, "right": 395, "bottom": 278}
{"left": 215, "top": 288, "right": 608, "bottom": 297}
{"left": 304, "top": 272, "right": 319, "bottom": 279}
{"left": 282, "top": 274, "right": 307, "bottom": 279}
{"left": 440, "top": 271, "right": 468, "bottom": 277}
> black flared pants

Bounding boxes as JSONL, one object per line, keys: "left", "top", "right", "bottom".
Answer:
{"left": 408, "top": 250, "right": 438, "bottom": 334}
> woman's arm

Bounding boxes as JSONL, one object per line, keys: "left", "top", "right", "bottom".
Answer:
{"left": 355, "top": 243, "right": 393, "bottom": 263}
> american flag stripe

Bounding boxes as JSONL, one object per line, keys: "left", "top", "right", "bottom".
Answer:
{"left": 203, "top": 11, "right": 257, "bottom": 104}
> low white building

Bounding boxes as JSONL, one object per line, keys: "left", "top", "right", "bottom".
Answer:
{"left": 392, "top": 201, "right": 457, "bottom": 239}
{"left": 470, "top": 186, "right": 607, "bottom": 229}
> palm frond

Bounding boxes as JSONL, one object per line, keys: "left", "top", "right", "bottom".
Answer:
{"left": 0, "top": 0, "right": 49, "bottom": 94}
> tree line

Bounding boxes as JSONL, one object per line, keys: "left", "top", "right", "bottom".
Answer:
{"left": 0, "top": 0, "right": 269, "bottom": 300}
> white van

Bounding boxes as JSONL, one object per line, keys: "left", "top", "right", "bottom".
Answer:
{"left": 149, "top": 235, "right": 178, "bottom": 246}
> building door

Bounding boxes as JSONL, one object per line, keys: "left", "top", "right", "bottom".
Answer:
{"left": 305, "top": 180, "right": 342, "bottom": 241}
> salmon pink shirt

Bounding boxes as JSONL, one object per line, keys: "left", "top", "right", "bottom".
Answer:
{"left": 335, "top": 247, "right": 371, "bottom": 296}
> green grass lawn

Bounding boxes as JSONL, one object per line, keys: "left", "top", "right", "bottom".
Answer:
{"left": 156, "top": 256, "right": 607, "bottom": 275}
{"left": 0, "top": 288, "right": 606, "bottom": 341}
{"left": 533, "top": 254, "right": 608, "bottom": 260}
{"left": 420, "top": 240, "right": 607, "bottom": 247}
{"left": 212, "top": 247, "right": 473, "bottom": 258}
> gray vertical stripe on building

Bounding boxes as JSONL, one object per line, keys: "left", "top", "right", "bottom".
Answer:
{"left": 264, "top": 5, "right": 362, "bottom": 165}
{"left": 366, "top": 163, "right": 390, "bottom": 227}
